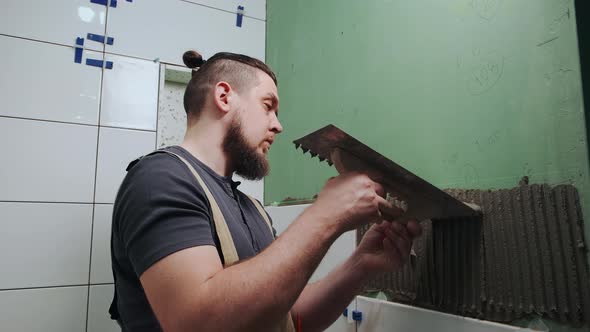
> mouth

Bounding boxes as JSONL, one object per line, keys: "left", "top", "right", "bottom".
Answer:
{"left": 261, "top": 139, "right": 273, "bottom": 153}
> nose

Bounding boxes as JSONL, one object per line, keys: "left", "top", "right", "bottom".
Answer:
{"left": 270, "top": 112, "right": 283, "bottom": 134}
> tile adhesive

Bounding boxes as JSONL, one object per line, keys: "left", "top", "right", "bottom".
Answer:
{"left": 359, "top": 183, "right": 590, "bottom": 326}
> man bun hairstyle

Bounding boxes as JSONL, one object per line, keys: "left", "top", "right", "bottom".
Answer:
{"left": 182, "top": 50, "right": 277, "bottom": 116}
{"left": 183, "top": 50, "right": 206, "bottom": 76}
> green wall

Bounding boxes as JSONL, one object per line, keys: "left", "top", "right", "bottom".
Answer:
{"left": 266, "top": 0, "right": 590, "bottom": 330}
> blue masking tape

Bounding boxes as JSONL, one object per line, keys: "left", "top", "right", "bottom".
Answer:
{"left": 90, "top": 0, "right": 108, "bottom": 6}
{"left": 87, "top": 33, "right": 114, "bottom": 45}
{"left": 87, "top": 33, "right": 105, "bottom": 43}
{"left": 236, "top": 5, "right": 244, "bottom": 27}
{"left": 75, "top": 37, "right": 84, "bottom": 64}
{"left": 352, "top": 310, "right": 362, "bottom": 322}
{"left": 86, "top": 58, "right": 113, "bottom": 69}
{"left": 86, "top": 58, "right": 104, "bottom": 68}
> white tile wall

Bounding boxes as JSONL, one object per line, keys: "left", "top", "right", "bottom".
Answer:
{"left": 106, "top": 0, "right": 266, "bottom": 65}
{"left": 101, "top": 54, "right": 160, "bottom": 130}
{"left": 1, "top": 2, "right": 267, "bottom": 331}
{"left": 0, "top": 286, "right": 88, "bottom": 332}
{"left": 90, "top": 204, "right": 114, "bottom": 284}
{"left": 87, "top": 285, "right": 119, "bottom": 332}
{"left": 0, "top": 0, "right": 106, "bottom": 51}
{"left": 0, "top": 36, "right": 102, "bottom": 125}
{"left": 0, "top": 202, "right": 93, "bottom": 289}
{"left": 94, "top": 127, "right": 156, "bottom": 203}
{"left": 356, "top": 296, "right": 521, "bottom": 332}
{"left": 0, "top": 117, "right": 98, "bottom": 202}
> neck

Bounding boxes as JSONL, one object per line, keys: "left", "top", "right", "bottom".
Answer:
{"left": 180, "top": 116, "right": 233, "bottom": 177}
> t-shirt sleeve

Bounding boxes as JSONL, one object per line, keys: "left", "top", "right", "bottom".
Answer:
{"left": 114, "top": 153, "right": 215, "bottom": 277}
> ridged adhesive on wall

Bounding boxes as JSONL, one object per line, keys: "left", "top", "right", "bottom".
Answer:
{"left": 359, "top": 184, "right": 590, "bottom": 326}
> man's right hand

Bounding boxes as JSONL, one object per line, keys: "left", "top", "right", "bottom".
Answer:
{"left": 311, "top": 172, "right": 394, "bottom": 232}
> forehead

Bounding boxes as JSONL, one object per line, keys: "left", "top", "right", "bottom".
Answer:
{"left": 252, "top": 70, "right": 278, "bottom": 97}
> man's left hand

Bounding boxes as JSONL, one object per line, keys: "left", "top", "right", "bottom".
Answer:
{"left": 355, "top": 220, "right": 422, "bottom": 274}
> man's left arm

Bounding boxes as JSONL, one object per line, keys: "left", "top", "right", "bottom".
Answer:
{"left": 290, "top": 220, "right": 422, "bottom": 332}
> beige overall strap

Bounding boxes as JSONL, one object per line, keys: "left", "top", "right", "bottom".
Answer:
{"left": 163, "top": 151, "right": 240, "bottom": 266}
{"left": 245, "top": 195, "right": 274, "bottom": 236}
{"left": 165, "top": 151, "right": 295, "bottom": 332}
{"left": 245, "top": 195, "right": 296, "bottom": 332}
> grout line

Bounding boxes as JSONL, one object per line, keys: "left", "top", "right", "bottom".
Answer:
{"left": 85, "top": 7, "right": 110, "bottom": 331}
{"left": 179, "top": 0, "right": 266, "bottom": 22}
{"left": 0, "top": 200, "right": 94, "bottom": 205}
{"left": 0, "top": 115, "right": 157, "bottom": 133}
{"left": 0, "top": 33, "right": 103, "bottom": 52}
{"left": 0, "top": 115, "right": 97, "bottom": 128}
{"left": 100, "top": 125, "right": 157, "bottom": 133}
{"left": 0, "top": 284, "right": 89, "bottom": 292}
{"left": 0, "top": 283, "right": 115, "bottom": 293}
{"left": 89, "top": 282, "right": 115, "bottom": 287}
{"left": 155, "top": 63, "right": 163, "bottom": 149}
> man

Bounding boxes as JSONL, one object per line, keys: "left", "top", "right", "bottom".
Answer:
{"left": 110, "top": 50, "right": 422, "bottom": 332}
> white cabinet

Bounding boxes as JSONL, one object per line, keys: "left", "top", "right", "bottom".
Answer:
{"left": 183, "top": 0, "right": 266, "bottom": 21}
{"left": 1, "top": 0, "right": 107, "bottom": 52}
{"left": 356, "top": 296, "right": 521, "bottom": 332}
{"left": 0, "top": 36, "right": 102, "bottom": 125}
{"left": 106, "top": 0, "right": 265, "bottom": 65}
{"left": 101, "top": 54, "right": 160, "bottom": 130}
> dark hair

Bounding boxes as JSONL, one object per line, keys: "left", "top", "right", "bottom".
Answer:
{"left": 182, "top": 50, "right": 277, "bottom": 116}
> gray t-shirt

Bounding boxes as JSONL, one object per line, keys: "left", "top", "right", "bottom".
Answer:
{"left": 110, "top": 146, "right": 276, "bottom": 331}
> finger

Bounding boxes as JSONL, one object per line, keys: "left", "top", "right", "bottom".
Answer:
{"left": 372, "top": 220, "right": 391, "bottom": 234}
{"left": 374, "top": 195, "right": 393, "bottom": 210}
{"left": 406, "top": 219, "right": 422, "bottom": 237}
{"left": 383, "top": 237, "right": 405, "bottom": 268}
{"left": 391, "top": 222, "right": 410, "bottom": 243}
{"left": 378, "top": 201, "right": 404, "bottom": 221}
{"left": 372, "top": 181, "right": 386, "bottom": 198}
{"left": 386, "top": 225, "right": 411, "bottom": 256}
{"left": 383, "top": 236, "right": 399, "bottom": 259}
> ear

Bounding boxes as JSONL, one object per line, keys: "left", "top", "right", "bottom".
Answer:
{"left": 212, "top": 81, "right": 233, "bottom": 114}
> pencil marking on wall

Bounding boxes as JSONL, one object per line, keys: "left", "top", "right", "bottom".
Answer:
{"left": 464, "top": 50, "right": 504, "bottom": 95}
{"left": 471, "top": 0, "right": 503, "bottom": 20}
{"left": 537, "top": 36, "right": 560, "bottom": 47}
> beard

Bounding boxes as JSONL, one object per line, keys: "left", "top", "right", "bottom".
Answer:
{"left": 222, "top": 116, "right": 270, "bottom": 180}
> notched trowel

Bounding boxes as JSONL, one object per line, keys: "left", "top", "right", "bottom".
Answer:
{"left": 293, "top": 124, "right": 481, "bottom": 222}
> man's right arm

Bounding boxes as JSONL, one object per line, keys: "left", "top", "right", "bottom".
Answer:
{"left": 139, "top": 173, "right": 389, "bottom": 332}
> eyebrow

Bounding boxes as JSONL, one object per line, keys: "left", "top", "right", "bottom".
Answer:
{"left": 263, "top": 93, "right": 280, "bottom": 113}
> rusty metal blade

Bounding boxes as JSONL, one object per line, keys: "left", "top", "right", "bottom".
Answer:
{"left": 293, "top": 124, "right": 480, "bottom": 220}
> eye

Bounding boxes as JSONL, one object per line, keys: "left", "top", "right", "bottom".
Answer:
{"left": 264, "top": 103, "right": 272, "bottom": 110}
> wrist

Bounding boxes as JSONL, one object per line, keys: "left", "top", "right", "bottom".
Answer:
{"left": 301, "top": 204, "right": 345, "bottom": 243}
{"left": 344, "top": 250, "right": 373, "bottom": 286}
